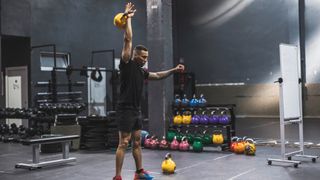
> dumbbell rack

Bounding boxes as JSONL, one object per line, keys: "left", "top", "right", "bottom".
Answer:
{"left": 170, "top": 104, "right": 236, "bottom": 151}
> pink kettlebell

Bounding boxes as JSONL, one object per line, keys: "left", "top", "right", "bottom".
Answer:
{"left": 170, "top": 136, "right": 180, "bottom": 150}
{"left": 150, "top": 137, "right": 159, "bottom": 149}
{"left": 179, "top": 137, "right": 190, "bottom": 151}
{"left": 159, "top": 136, "right": 169, "bottom": 150}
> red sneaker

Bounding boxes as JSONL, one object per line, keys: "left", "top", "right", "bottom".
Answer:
{"left": 113, "top": 176, "right": 122, "bottom": 180}
{"left": 134, "top": 169, "right": 154, "bottom": 180}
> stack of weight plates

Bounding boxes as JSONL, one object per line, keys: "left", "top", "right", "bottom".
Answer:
{"left": 78, "top": 116, "right": 109, "bottom": 150}
{"left": 105, "top": 111, "right": 118, "bottom": 149}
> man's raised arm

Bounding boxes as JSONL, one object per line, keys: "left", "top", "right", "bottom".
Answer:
{"left": 121, "top": 2, "right": 136, "bottom": 63}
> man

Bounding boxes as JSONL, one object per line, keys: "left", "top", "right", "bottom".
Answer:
{"left": 113, "top": 2, "right": 185, "bottom": 180}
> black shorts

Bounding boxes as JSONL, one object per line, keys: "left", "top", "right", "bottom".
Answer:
{"left": 116, "top": 108, "right": 143, "bottom": 132}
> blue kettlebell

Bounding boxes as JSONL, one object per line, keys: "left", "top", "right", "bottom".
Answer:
{"left": 181, "top": 94, "right": 189, "bottom": 107}
{"left": 198, "top": 94, "right": 207, "bottom": 107}
{"left": 174, "top": 94, "right": 181, "bottom": 107}
{"left": 189, "top": 94, "right": 199, "bottom": 107}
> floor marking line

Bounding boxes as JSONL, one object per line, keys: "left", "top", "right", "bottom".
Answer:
{"left": 123, "top": 169, "right": 162, "bottom": 175}
{"left": 176, "top": 154, "right": 233, "bottom": 173}
{"left": 227, "top": 168, "right": 256, "bottom": 180}
{"left": 0, "top": 153, "right": 19, "bottom": 157}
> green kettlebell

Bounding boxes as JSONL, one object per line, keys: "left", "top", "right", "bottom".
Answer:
{"left": 203, "top": 134, "right": 212, "bottom": 145}
{"left": 192, "top": 137, "right": 203, "bottom": 152}
{"left": 201, "top": 130, "right": 211, "bottom": 145}
{"left": 166, "top": 130, "right": 176, "bottom": 142}
{"left": 186, "top": 131, "right": 194, "bottom": 144}
{"left": 176, "top": 132, "right": 183, "bottom": 142}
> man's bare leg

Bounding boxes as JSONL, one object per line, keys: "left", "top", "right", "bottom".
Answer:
{"left": 115, "top": 131, "right": 131, "bottom": 176}
{"left": 132, "top": 130, "right": 142, "bottom": 171}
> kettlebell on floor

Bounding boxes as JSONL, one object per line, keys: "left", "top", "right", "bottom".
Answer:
{"left": 161, "top": 153, "right": 176, "bottom": 174}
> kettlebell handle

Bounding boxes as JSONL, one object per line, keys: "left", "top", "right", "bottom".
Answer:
{"left": 165, "top": 153, "right": 172, "bottom": 159}
{"left": 181, "top": 136, "right": 187, "bottom": 142}
{"left": 245, "top": 138, "right": 255, "bottom": 144}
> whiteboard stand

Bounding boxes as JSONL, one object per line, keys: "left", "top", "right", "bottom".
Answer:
{"left": 267, "top": 44, "right": 318, "bottom": 168}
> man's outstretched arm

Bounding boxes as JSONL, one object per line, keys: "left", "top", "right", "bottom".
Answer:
{"left": 148, "top": 64, "right": 185, "bottom": 80}
{"left": 121, "top": 2, "right": 136, "bottom": 63}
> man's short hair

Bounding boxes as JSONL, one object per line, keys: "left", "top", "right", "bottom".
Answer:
{"left": 134, "top": 45, "right": 148, "bottom": 52}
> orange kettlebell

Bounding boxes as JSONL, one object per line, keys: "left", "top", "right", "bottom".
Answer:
{"left": 234, "top": 138, "right": 245, "bottom": 154}
{"left": 113, "top": 13, "right": 128, "bottom": 29}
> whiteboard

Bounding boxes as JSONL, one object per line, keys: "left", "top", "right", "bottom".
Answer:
{"left": 279, "top": 44, "right": 301, "bottom": 119}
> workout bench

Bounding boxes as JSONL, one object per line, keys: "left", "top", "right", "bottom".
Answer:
{"left": 15, "top": 135, "right": 80, "bottom": 170}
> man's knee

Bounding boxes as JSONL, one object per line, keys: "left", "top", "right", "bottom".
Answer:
{"left": 132, "top": 139, "right": 141, "bottom": 149}
{"left": 118, "top": 140, "right": 130, "bottom": 149}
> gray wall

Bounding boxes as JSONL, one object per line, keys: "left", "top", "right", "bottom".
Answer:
{"left": 0, "top": 1, "right": 2, "bottom": 108}
{"left": 29, "top": 0, "right": 147, "bottom": 108}
{"left": 0, "top": 0, "right": 31, "bottom": 108}
{"left": 174, "top": 0, "right": 299, "bottom": 84}
{"left": 305, "top": 0, "right": 320, "bottom": 83}
{"left": 1, "top": 0, "right": 31, "bottom": 37}
{"left": 174, "top": 0, "right": 320, "bottom": 141}
{"left": 0, "top": 0, "right": 2, "bottom": 107}
{"left": 2, "top": 0, "right": 320, "bottom": 141}
{"left": 0, "top": 0, "right": 147, "bottom": 109}
{"left": 197, "top": 83, "right": 320, "bottom": 142}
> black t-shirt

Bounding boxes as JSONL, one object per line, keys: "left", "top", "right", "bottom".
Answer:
{"left": 118, "top": 59, "right": 149, "bottom": 109}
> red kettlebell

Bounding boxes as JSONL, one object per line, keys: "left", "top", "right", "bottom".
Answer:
{"left": 144, "top": 135, "right": 152, "bottom": 148}
{"left": 230, "top": 136, "right": 238, "bottom": 152}
{"left": 179, "top": 136, "right": 190, "bottom": 151}
{"left": 159, "top": 136, "right": 169, "bottom": 150}
{"left": 150, "top": 136, "right": 159, "bottom": 149}
{"left": 170, "top": 136, "right": 180, "bottom": 150}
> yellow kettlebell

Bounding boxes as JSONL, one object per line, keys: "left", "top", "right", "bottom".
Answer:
{"left": 173, "top": 113, "right": 183, "bottom": 125}
{"left": 212, "top": 131, "right": 224, "bottom": 144}
{"left": 113, "top": 13, "right": 128, "bottom": 29}
{"left": 244, "top": 138, "right": 256, "bottom": 156}
{"left": 182, "top": 111, "right": 192, "bottom": 125}
{"left": 161, "top": 153, "right": 176, "bottom": 174}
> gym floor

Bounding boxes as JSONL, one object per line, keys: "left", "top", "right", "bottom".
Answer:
{"left": 1, "top": 143, "right": 320, "bottom": 180}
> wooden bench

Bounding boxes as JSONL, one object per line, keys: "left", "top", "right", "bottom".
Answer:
{"left": 15, "top": 135, "right": 80, "bottom": 170}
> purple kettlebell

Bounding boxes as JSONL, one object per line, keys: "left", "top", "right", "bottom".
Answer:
{"left": 209, "top": 111, "right": 219, "bottom": 124}
{"left": 219, "top": 111, "right": 230, "bottom": 125}
{"left": 191, "top": 114, "right": 200, "bottom": 124}
{"left": 200, "top": 111, "right": 209, "bottom": 125}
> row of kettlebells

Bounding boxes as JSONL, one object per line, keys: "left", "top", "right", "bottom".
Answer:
{"left": 230, "top": 136, "right": 256, "bottom": 155}
{"left": 160, "top": 137, "right": 257, "bottom": 175}
{"left": 144, "top": 135, "right": 205, "bottom": 152}
{"left": 167, "top": 130, "right": 225, "bottom": 145}
{"left": 173, "top": 110, "right": 231, "bottom": 125}
{"left": 174, "top": 94, "right": 207, "bottom": 107}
